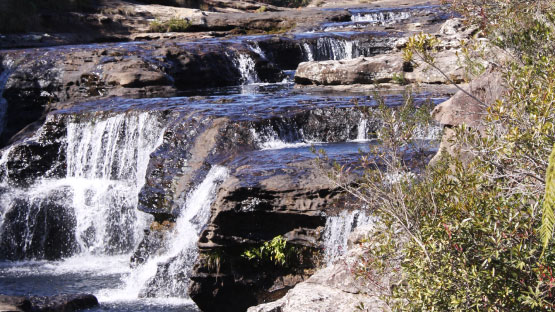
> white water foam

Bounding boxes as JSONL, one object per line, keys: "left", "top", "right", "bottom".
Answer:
{"left": 0, "top": 112, "right": 165, "bottom": 258}
{"left": 250, "top": 128, "right": 316, "bottom": 150}
{"left": 323, "top": 210, "right": 375, "bottom": 265}
{"left": 0, "top": 58, "right": 15, "bottom": 136}
{"left": 97, "top": 166, "right": 228, "bottom": 303}
{"left": 234, "top": 53, "right": 259, "bottom": 85}
{"left": 351, "top": 11, "right": 412, "bottom": 24}
{"left": 302, "top": 42, "right": 315, "bottom": 62}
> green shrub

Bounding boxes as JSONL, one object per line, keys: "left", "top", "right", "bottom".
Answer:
{"left": 258, "top": 0, "right": 311, "bottom": 8}
{"left": 242, "top": 235, "right": 298, "bottom": 267}
{"left": 149, "top": 18, "right": 192, "bottom": 33}
{"left": 323, "top": 1, "right": 555, "bottom": 310}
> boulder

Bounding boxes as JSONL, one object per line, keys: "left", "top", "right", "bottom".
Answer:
{"left": 0, "top": 294, "right": 98, "bottom": 312}
{"left": 295, "top": 50, "right": 465, "bottom": 86}
{"left": 295, "top": 55, "right": 405, "bottom": 85}
{"left": 430, "top": 67, "right": 506, "bottom": 164}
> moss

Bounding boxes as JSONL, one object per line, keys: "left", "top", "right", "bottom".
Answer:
{"left": 149, "top": 18, "right": 192, "bottom": 33}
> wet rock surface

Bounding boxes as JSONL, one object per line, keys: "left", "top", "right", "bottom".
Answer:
{"left": 0, "top": 294, "right": 98, "bottom": 312}
{"left": 0, "top": 1, "right": 465, "bottom": 311}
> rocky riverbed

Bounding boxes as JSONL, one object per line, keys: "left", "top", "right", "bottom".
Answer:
{"left": 0, "top": 0, "right": 471, "bottom": 311}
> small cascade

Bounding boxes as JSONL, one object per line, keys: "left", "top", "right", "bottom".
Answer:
{"left": 249, "top": 41, "right": 267, "bottom": 60}
{"left": 351, "top": 10, "right": 412, "bottom": 24}
{"left": 302, "top": 42, "right": 315, "bottom": 62}
{"left": 250, "top": 123, "right": 312, "bottom": 150}
{"left": 316, "top": 37, "right": 356, "bottom": 60}
{"left": 302, "top": 37, "right": 363, "bottom": 61}
{"left": 0, "top": 58, "right": 15, "bottom": 136}
{"left": 0, "top": 112, "right": 165, "bottom": 259}
{"left": 97, "top": 166, "right": 229, "bottom": 302}
{"left": 322, "top": 210, "right": 374, "bottom": 265}
{"left": 355, "top": 119, "right": 368, "bottom": 141}
{"left": 233, "top": 52, "right": 260, "bottom": 85}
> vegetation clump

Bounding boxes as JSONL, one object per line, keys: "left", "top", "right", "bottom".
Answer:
{"left": 149, "top": 18, "right": 192, "bottom": 33}
{"left": 242, "top": 235, "right": 299, "bottom": 268}
{"left": 321, "top": 0, "right": 555, "bottom": 310}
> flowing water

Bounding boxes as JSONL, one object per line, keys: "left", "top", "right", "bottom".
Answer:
{"left": 0, "top": 4, "right": 450, "bottom": 310}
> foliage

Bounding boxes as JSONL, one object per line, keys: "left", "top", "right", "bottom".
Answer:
{"left": 322, "top": 1, "right": 555, "bottom": 310}
{"left": 149, "top": 18, "right": 192, "bottom": 33}
{"left": 242, "top": 235, "right": 298, "bottom": 267}
{"left": 542, "top": 145, "right": 555, "bottom": 254}
{"left": 259, "top": 0, "right": 311, "bottom": 8}
{"left": 255, "top": 6, "right": 268, "bottom": 13}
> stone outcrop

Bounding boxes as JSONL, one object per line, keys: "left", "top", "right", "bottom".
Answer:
{"left": 0, "top": 294, "right": 98, "bottom": 312}
{"left": 429, "top": 67, "right": 506, "bottom": 164}
{"left": 295, "top": 18, "right": 478, "bottom": 87}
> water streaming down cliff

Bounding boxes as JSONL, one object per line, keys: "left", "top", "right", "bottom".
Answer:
{"left": 0, "top": 112, "right": 165, "bottom": 259}
{"left": 0, "top": 58, "right": 15, "bottom": 137}
{"left": 233, "top": 52, "right": 260, "bottom": 85}
{"left": 301, "top": 37, "right": 358, "bottom": 61}
{"left": 98, "top": 166, "right": 229, "bottom": 302}
{"left": 322, "top": 210, "right": 375, "bottom": 265}
{"left": 351, "top": 10, "right": 412, "bottom": 24}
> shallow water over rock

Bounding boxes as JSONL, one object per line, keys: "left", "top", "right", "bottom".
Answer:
{"left": 0, "top": 3, "right": 453, "bottom": 311}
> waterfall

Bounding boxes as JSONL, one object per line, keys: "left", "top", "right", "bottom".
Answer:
{"left": 97, "top": 166, "right": 229, "bottom": 302}
{"left": 249, "top": 41, "right": 267, "bottom": 60}
{"left": 0, "top": 112, "right": 165, "bottom": 259}
{"left": 305, "top": 37, "right": 359, "bottom": 61}
{"left": 351, "top": 11, "right": 412, "bottom": 24}
{"left": 233, "top": 52, "right": 259, "bottom": 85}
{"left": 250, "top": 123, "right": 314, "bottom": 150}
{"left": 355, "top": 119, "right": 368, "bottom": 141}
{"left": 302, "top": 42, "right": 315, "bottom": 62}
{"left": 0, "top": 58, "right": 15, "bottom": 136}
{"left": 322, "top": 210, "right": 375, "bottom": 265}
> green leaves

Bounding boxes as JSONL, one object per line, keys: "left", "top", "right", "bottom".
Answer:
{"left": 241, "top": 235, "right": 298, "bottom": 267}
{"left": 541, "top": 144, "right": 555, "bottom": 256}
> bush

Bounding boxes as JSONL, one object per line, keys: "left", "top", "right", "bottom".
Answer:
{"left": 149, "top": 18, "right": 192, "bottom": 32}
{"left": 241, "top": 235, "right": 299, "bottom": 268}
{"left": 323, "top": 1, "right": 555, "bottom": 310}
{"left": 259, "top": 0, "right": 311, "bottom": 8}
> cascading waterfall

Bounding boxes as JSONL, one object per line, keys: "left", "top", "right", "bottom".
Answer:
{"left": 322, "top": 210, "right": 375, "bottom": 265}
{"left": 249, "top": 123, "right": 313, "bottom": 150}
{"left": 351, "top": 11, "right": 412, "bottom": 24}
{"left": 316, "top": 37, "right": 356, "bottom": 60}
{"left": 97, "top": 166, "right": 229, "bottom": 302}
{"left": 302, "top": 42, "right": 315, "bottom": 62}
{"left": 355, "top": 118, "right": 368, "bottom": 141}
{"left": 233, "top": 52, "right": 260, "bottom": 85}
{"left": 302, "top": 37, "right": 361, "bottom": 61}
{"left": 0, "top": 112, "right": 165, "bottom": 258}
{"left": 0, "top": 58, "right": 15, "bottom": 136}
{"left": 249, "top": 41, "right": 267, "bottom": 60}
{"left": 65, "top": 112, "right": 165, "bottom": 254}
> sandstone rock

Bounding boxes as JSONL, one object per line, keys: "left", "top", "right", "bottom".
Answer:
{"left": 295, "top": 56, "right": 405, "bottom": 85}
{"left": 432, "top": 67, "right": 504, "bottom": 129}
{"left": 295, "top": 50, "right": 464, "bottom": 86}
{"left": 0, "top": 295, "right": 31, "bottom": 312}
{"left": 430, "top": 67, "right": 506, "bottom": 164}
